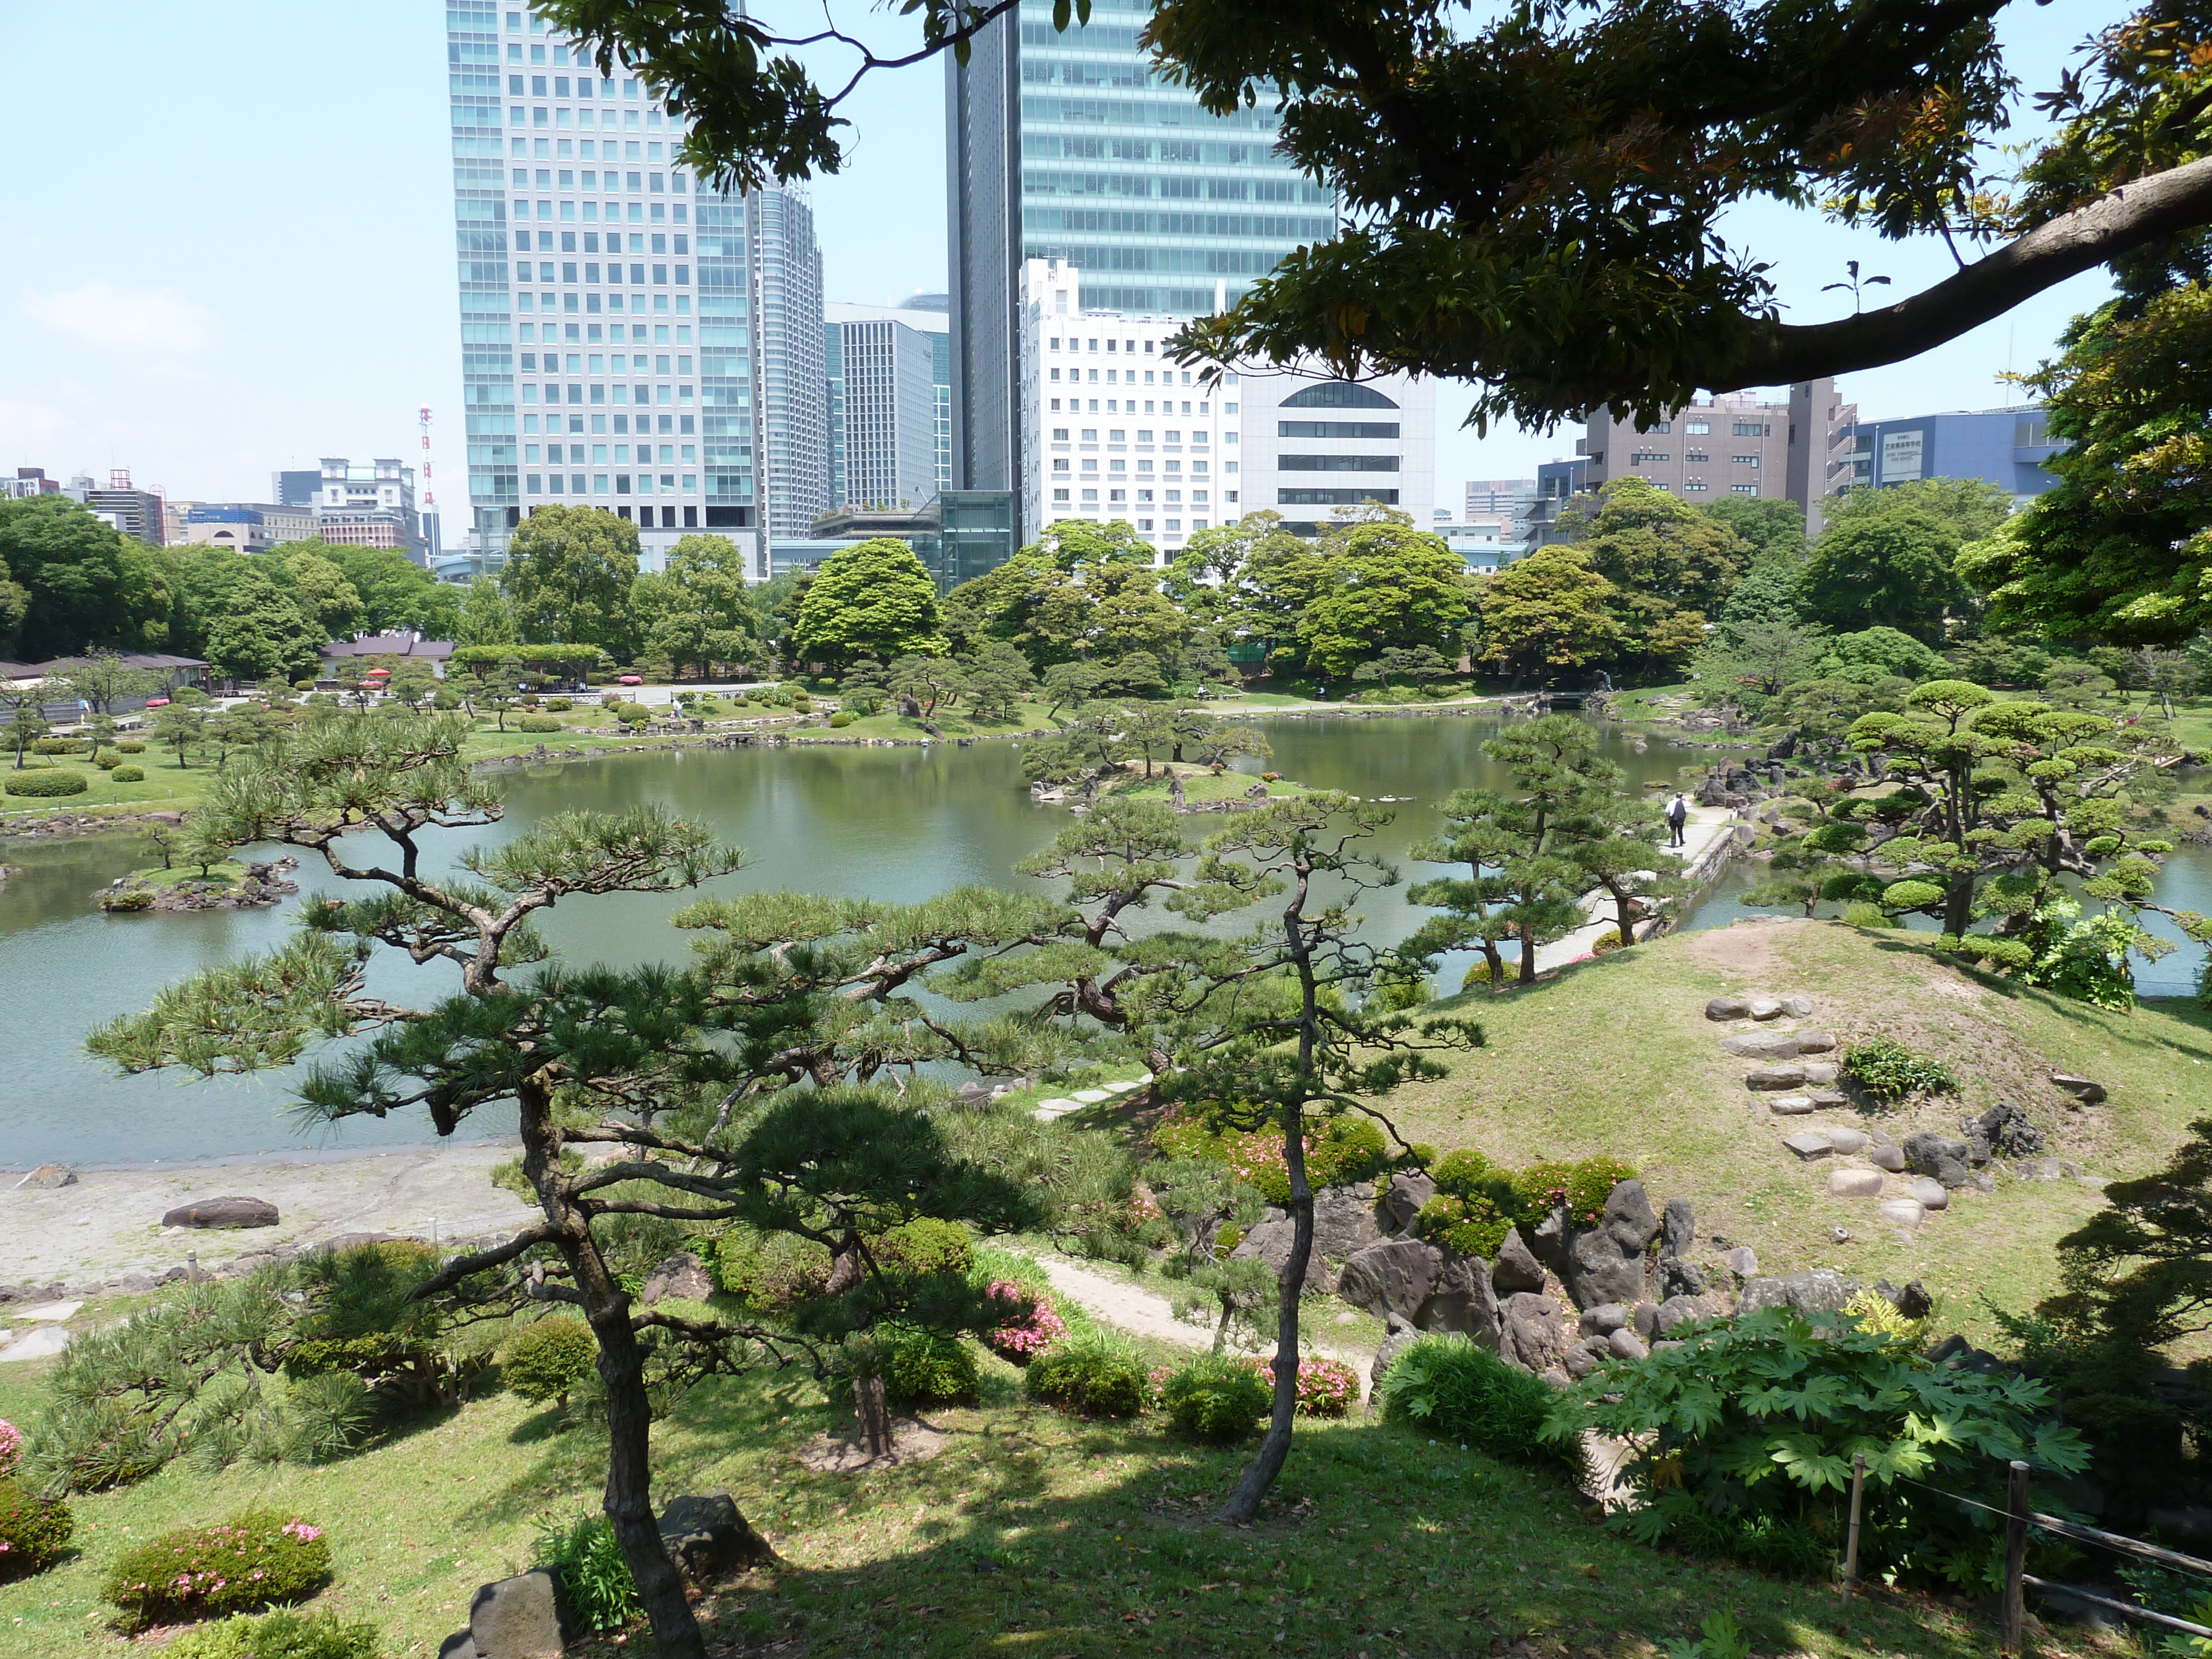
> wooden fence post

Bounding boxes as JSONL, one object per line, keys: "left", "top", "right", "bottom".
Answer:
{"left": 2003, "top": 1459, "right": 2031, "bottom": 1654}
{"left": 1842, "top": 1452, "right": 1866, "bottom": 1603}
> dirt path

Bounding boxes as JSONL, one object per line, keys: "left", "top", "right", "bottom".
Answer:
{"left": 1036, "top": 1255, "right": 1378, "bottom": 1396}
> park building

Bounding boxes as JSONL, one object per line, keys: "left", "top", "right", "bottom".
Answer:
{"left": 1016, "top": 259, "right": 1434, "bottom": 559}
{"left": 445, "top": 3, "right": 833, "bottom": 578}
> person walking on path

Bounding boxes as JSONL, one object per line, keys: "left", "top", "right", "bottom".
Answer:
{"left": 1666, "top": 792, "right": 1688, "bottom": 848}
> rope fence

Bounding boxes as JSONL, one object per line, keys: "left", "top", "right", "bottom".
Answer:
{"left": 1837, "top": 1455, "right": 2212, "bottom": 1653}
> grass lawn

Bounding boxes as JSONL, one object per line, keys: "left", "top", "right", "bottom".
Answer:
{"left": 1387, "top": 919, "right": 2212, "bottom": 1347}
{"left": 1113, "top": 765, "right": 1310, "bottom": 805}
{"left": 0, "top": 1329, "right": 2030, "bottom": 1659}
{"left": 2, "top": 749, "right": 213, "bottom": 821}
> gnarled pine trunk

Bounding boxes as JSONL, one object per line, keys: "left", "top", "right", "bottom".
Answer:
{"left": 1215, "top": 1095, "right": 1310, "bottom": 1524}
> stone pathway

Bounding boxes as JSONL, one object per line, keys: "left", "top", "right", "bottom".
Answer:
{"left": 1033, "top": 1076, "right": 1150, "bottom": 1122}
{"left": 1532, "top": 805, "right": 1739, "bottom": 974}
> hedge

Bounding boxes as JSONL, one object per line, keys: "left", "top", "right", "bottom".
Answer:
{"left": 109, "top": 765, "right": 145, "bottom": 782}
{"left": 448, "top": 645, "right": 610, "bottom": 671}
{"left": 5, "top": 769, "right": 89, "bottom": 797}
{"left": 516, "top": 715, "right": 565, "bottom": 733}
{"left": 103, "top": 1512, "right": 332, "bottom": 1626}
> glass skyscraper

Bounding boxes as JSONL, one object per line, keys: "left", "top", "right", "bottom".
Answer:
{"left": 446, "top": 5, "right": 827, "bottom": 575}
{"left": 946, "top": 0, "right": 1335, "bottom": 529}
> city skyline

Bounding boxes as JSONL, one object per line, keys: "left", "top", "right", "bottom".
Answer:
{"left": 2, "top": 2, "right": 2135, "bottom": 521}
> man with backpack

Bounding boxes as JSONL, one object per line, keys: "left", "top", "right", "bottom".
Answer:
{"left": 1666, "top": 792, "right": 1688, "bottom": 848}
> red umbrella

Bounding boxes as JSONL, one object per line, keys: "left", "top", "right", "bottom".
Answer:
{"left": 618, "top": 675, "right": 643, "bottom": 685}
{"left": 366, "top": 667, "right": 392, "bottom": 679}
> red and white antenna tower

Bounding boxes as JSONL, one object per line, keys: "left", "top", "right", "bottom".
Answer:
{"left": 419, "top": 406, "right": 435, "bottom": 507}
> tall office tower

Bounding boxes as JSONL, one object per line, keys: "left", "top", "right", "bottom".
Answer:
{"left": 825, "top": 303, "right": 947, "bottom": 511}
{"left": 946, "top": 0, "right": 1336, "bottom": 538}
{"left": 898, "top": 293, "right": 956, "bottom": 494}
{"left": 748, "top": 189, "right": 828, "bottom": 547}
{"left": 449, "top": 5, "right": 830, "bottom": 575}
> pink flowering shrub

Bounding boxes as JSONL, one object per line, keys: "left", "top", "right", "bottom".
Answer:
{"left": 982, "top": 1280, "right": 1068, "bottom": 1364}
{"left": 102, "top": 1511, "right": 332, "bottom": 1627}
{"left": 0, "top": 1420, "right": 20, "bottom": 1478}
{"left": 1253, "top": 1355, "right": 1361, "bottom": 1418}
{"left": 0, "top": 1479, "right": 74, "bottom": 1582}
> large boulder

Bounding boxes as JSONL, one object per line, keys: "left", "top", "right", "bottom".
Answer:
{"left": 21, "top": 1164, "right": 77, "bottom": 1190}
{"left": 1559, "top": 1181, "right": 1658, "bottom": 1310}
{"left": 1656, "top": 1256, "right": 1707, "bottom": 1300}
{"left": 658, "top": 1491, "right": 777, "bottom": 1580}
{"left": 1370, "top": 1316, "right": 1426, "bottom": 1391}
{"left": 1963, "top": 1103, "right": 2044, "bottom": 1162}
{"left": 468, "top": 1570, "right": 570, "bottom": 1659}
{"left": 1311, "top": 1182, "right": 1388, "bottom": 1262}
{"left": 1377, "top": 1171, "right": 1436, "bottom": 1235}
{"left": 1229, "top": 1218, "right": 1335, "bottom": 1293}
{"left": 1490, "top": 1227, "right": 1546, "bottom": 1295}
{"left": 1660, "top": 1197, "right": 1695, "bottom": 1261}
{"left": 1334, "top": 1238, "right": 1445, "bottom": 1324}
{"left": 640, "top": 1251, "right": 714, "bottom": 1306}
{"left": 1418, "top": 1250, "right": 1501, "bottom": 1346}
{"left": 1496, "top": 1292, "right": 1568, "bottom": 1376}
{"left": 1704, "top": 996, "right": 1752, "bottom": 1021}
{"left": 1653, "top": 1294, "right": 1715, "bottom": 1336}
{"left": 1735, "top": 1268, "right": 1858, "bottom": 1321}
{"left": 1902, "top": 1132, "right": 1974, "bottom": 1189}
{"left": 1608, "top": 1327, "right": 1650, "bottom": 1361}
{"left": 161, "top": 1196, "right": 279, "bottom": 1230}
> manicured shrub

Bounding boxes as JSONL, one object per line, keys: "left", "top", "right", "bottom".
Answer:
{"left": 980, "top": 1279, "right": 1068, "bottom": 1363}
{"left": 880, "top": 1326, "right": 979, "bottom": 1407}
{"left": 1839, "top": 1038, "right": 1958, "bottom": 1105}
{"left": 829, "top": 711, "right": 855, "bottom": 728}
{"left": 712, "top": 1228, "right": 831, "bottom": 1312}
{"left": 1562, "top": 1155, "right": 1638, "bottom": 1221}
{"left": 533, "top": 1511, "right": 638, "bottom": 1631}
{"left": 1161, "top": 1354, "right": 1271, "bottom": 1442}
{"left": 117, "top": 740, "right": 147, "bottom": 753}
{"left": 1259, "top": 1354, "right": 1360, "bottom": 1417}
{"left": 873, "top": 1216, "right": 973, "bottom": 1279}
{"left": 1027, "top": 1334, "right": 1152, "bottom": 1418}
{"left": 1841, "top": 900, "right": 1897, "bottom": 929}
{"left": 4, "top": 769, "right": 88, "bottom": 797}
{"left": 0, "top": 1478, "right": 73, "bottom": 1581}
{"left": 103, "top": 1512, "right": 332, "bottom": 1626}
{"left": 432, "top": 689, "right": 462, "bottom": 711}
{"left": 615, "top": 704, "right": 651, "bottom": 725}
{"left": 165, "top": 1608, "right": 383, "bottom": 1659}
{"left": 1415, "top": 1191, "right": 1512, "bottom": 1258}
{"left": 109, "top": 765, "right": 145, "bottom": 782}
{"left": 94, "top": 748, "right": 124, "bottom": 769}
{"left": 1152, "top": 1108, "right": 1390, "bottom": 1203}
{"left": 543, "top": 697, "right": 573, "bottom": 712}
{"left": 516, "top": 714, "right": 564, "bottom": 734}
{"left": 1429, "top": 1148, "right": 1495, "bottom": 1196}
{"left": 1380, "top": 1337, "right": 1580, "bottom": 1475}
{"left": 501, "top": 1319, "right": 598, "bottom": 1407}
{"left": 29, "top": 737, "right": 86, "bottom": 754}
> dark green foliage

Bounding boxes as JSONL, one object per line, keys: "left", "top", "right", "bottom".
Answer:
{"left": 1027, "top": 1334, "right": 1153, "bottom": 1419}
{"left": 103, "top": 1512, "right": 334, "bottom": 1627}
{"left": 879, "top": 1325, "right": 980, "bottom": 1407}
{"left": 1544, "top": 1307, "right": 2088, "bottom": 1587}
{"left": 872, "top": 1217, "right": 974, "bottom": 1280}
{"left": 1413, "top": 1192, "right": 1511, "bottom": 1258}
{"left": 502, "top": 1320, "right": 599, "bottom": 1407}
{"left": 712, "top": 1227, "right": 832, "bottom": 1312}
{"left": 166, "top": 1608, "right": 383, "bottom": 1659}
{"left": 28, "top": 737, "right": 87, "bottom": 754}
{"left": 1379, "top": 1338, "right": 1581, "bottom": 1476}
{"left": 3, "top": 768, "right": 87, "bottom": 797}
{"left": 1839, "top": 1039, "right": 1959, "bottom": 1105}
{"left": 534, "top": 1511, "right": 639, "bottom": 1631}
{"left": 1161, "top": 1354, "right": 1271, "bottom": 1443}
{"left": 0, "top": 1479, "right": 73, "bottom": 1580}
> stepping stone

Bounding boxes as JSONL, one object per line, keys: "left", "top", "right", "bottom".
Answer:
{"left": 1869, "top": 1145, "right": 1907, "bottom": 1172}
{"left": 0, "top": 1326, "right": 71, "bottom": 1364}
{"left": 1781, "top": 995, "right": 1815, "bottom": 1017}
{"left": 1824, "top": 1128, "right": 1870, "bottom": 1154}
{"left": 1807, "top": 1089, "right": 1850, "bottom": 1108}
{"left": 1749, "top": 998, "right": 1785, "bottom": 1021}
{"left": 1909, "top": 1177, "right": 1949, "bottom": 1211}
{"left": 1104, "top": 1080, "right": 1144, "bottom": 1094}
{"left": 1792, "top": 1028, "right": 1838, "bottom": 1053}
{"left": 1799, "top": 1061, "right": 1841, "bottom": 1086}
{"left": 1828, "top": 1168, "right": 1884, "bottom": 1198}
{"left": 1767, "top": 1095, "right": 1818, "bottom": 1115}
{"left": 1071, "top": 1089, "right": 1113, "bottom": 1103}
{"left": 1745, "top": 1063, "right": 1808, "bottom": 1091}
{"left": 13, "top": 1301, "right": 81, "bottom": 1323}
{"left": 1705, "top": 997, "right": 1751, "bottom": 1021}
{"left": 1032, "top": 1098, "right": 1081, "bottom": 1119}
{"left": 1782, "top": 1132, "right": 1833, "bottom": 1160}
{"left": 1878, "top": 1198, "right": 1927, "bottom": 1229}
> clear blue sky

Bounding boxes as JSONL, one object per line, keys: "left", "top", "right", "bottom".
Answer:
{"left": 0, "top": 2, "right": 2129, "bottom": 513}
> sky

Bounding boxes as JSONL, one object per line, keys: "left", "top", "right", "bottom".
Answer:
{"left": 0, "top": 2, "right": 2132, "bottom": 518}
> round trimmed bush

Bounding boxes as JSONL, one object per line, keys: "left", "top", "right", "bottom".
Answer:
{"left": 1264, "top": 1354, "right": 1361, "bottom": 1417}
{"left": 29, "top": 737, "right": 86, "bottom": 755}
{"left": 1161, "top": 1354, "right": 1271, "bottom": 1442}
{"left": 1027, "top": 1334, "right": 1151, "bottom": 1418}
{"left": 829, "top": 711, "right": 854, "bottom": 728}
{"left": 1430, "top": 1148, "right": 1495, "bottom": 1196}
{"left": 880, "top": 1326, "right": 979, "bottom": 1407}
{"left": 502, "top": 1319, "right": 598, "bottom": 1407}
{"left": 116, "top": 740, "right": 147, "bottom": 753}
{"left": 165, "top": 1607, "right": 383, "bottom": 1659}
{"left": 93, "top": 748, "right": 124, "bottom": 769}
{"left": 615, "top": 704, "right": 651, "bottom": 726}
{"left": 109, "top": 765, "right": 145, "bottom": 783}
{"left": 0, "top": 1478, "right": 73, "bottom": 1581}
{"left": 103, "top": 1512, "right": 332, "bottom": 1626}
{"left": 873, "top": 1217, "right": 973, "bottom": 1279}
{"left": 516, "top": 714, "right": 564, "bottom": 734}
{"left": 432, "top": 689, "right": 462, "bottom": 711}
{"left": 5, "top": 769, "right": 88, "bottom": 797}
{"left": 544, "top": 697, "right": 573, "bottom": 712}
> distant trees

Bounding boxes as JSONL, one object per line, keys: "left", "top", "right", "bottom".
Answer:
{"left": 791, "top": 538, "right": 947, "bottom": 667}
{"left": 630, "top": 534, "right": 760, "bottom": 678}
{"left": 0, "top": 496, "right": 177, "bottom": 661}
{"left": 501, "top": 505, "right": 641, "bottom": 657}
{"left": 1470, "top": 548, "right": 1619, "bottom": 684}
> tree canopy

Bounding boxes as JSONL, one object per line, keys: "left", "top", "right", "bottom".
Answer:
{"left": 790, "top": 537, "right": 947, "bottom": 666}
{"left": 501, "top": 504, "right": 642, "bottom": 656}
{"left": 0, "top": 496, "right": 176, "bottom": 661}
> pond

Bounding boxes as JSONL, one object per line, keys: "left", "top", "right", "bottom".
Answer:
{"left": 2, "top": 714, "right": 2201, "bottom": 1165}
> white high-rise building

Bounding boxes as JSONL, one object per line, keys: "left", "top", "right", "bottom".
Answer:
{"left": 446, "top": 3, "right": 830, "bottom": 575}
{"left": 825, "top": 304, "right": 945, "bottom": 512}
{"left": 1018, "top": 261, "right": 1433, "bottom": 558}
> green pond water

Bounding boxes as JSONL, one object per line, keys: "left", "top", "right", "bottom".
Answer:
{"left": 1, "top": 714, "right": 2201, "bottom": 1166}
